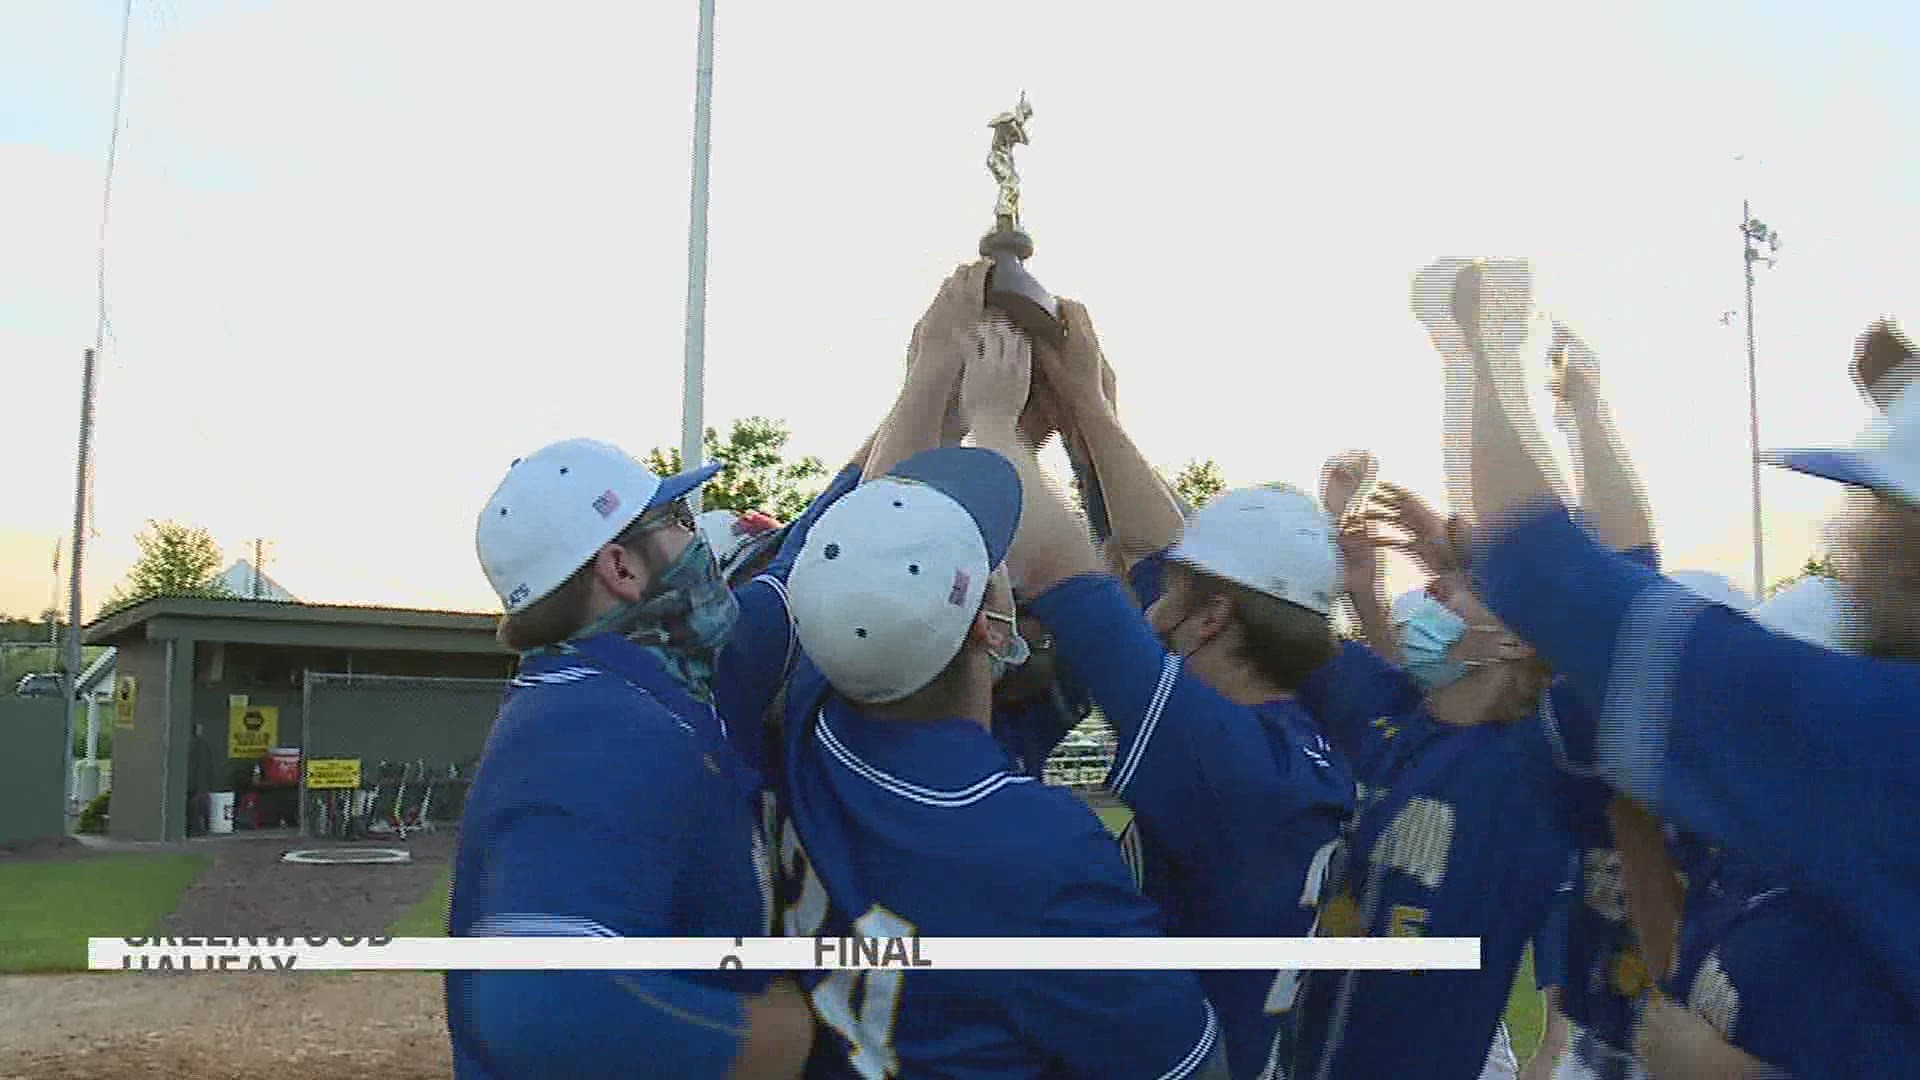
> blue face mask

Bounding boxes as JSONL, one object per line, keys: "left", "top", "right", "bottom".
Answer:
{"left": 984, "top": 608, "right": 1031, "bottom": 683}
{"left": 1398, "top": 598, "right": 1473, "bottom": 692}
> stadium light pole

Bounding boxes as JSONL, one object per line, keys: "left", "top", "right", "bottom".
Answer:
{"left": 1741, "top": 200, "right": 1781, "bottom": 599}
{"left": 679, "top": 0, "right": 717, "bottom": 514}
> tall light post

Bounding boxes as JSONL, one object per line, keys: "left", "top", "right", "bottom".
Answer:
{"left": 1741, "top": 201, "right": 1781, "bottom": 599}
{"left": 680, "top": 0, "right": 717, "bottom": 513}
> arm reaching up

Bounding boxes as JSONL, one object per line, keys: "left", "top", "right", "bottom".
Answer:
{"left": 959, "top": 320, "right": 1101, "bottom": 593}
{"left": 1033, "top": 299, "right": 1184, "bottom": 570}
{"left": 1552, "top": 323, "right": 1656, "bottom": 552}
{"left": 867, "top": 261, "right": 990, "bottom": 479}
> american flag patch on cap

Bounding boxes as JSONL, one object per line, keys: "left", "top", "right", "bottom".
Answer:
{"left": 949, "top": 568, "right": 971, "bottom": 606}
{"left": 592, "top": 490, "right": 620, "bottom": 518}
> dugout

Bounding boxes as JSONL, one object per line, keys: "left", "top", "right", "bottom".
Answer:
{"left": 85, "top": 597, "right": 512, "bottom": 842}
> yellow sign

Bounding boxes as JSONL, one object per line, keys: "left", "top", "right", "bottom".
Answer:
{"left": 228, "top": 704, "right": 279, "bottom": 759}
{"left": 305, "top": 758, "right": 362, "bottom": 790}
{"left": 113, "top": 675, "right": 138, "bottom": 729}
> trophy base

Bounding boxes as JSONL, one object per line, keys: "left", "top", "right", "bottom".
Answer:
{"left": 980, "top": 226, "right": 1063, "bottom": 346}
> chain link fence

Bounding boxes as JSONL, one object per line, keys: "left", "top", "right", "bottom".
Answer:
{"left": 294, "top": 670, "right": 1117, "bottom": 838}
{"left": 299, "top": 672, "right": 503, "bottom": 839}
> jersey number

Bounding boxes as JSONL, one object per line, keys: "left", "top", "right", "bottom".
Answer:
{"left": 813, "top": 906, "right": 914, "bottom": 1080}
{"left": 776, "top": 816, "right": 912, "bottom": 1080}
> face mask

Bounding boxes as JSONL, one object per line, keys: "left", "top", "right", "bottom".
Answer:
{"left": 1398, "top": 597, "right": 1473, "bottom": 692}
{"left": 573, "top": 532, "right": 740, "bottom": 701}
{"left": 983, "top": 609, "right": 1031, "bottom": 683}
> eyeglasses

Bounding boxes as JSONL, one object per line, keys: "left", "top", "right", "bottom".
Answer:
{"left": 990, "top": 608, "right": 1053, "bottom": 651}
{"left": 628, "top": 498, "right": 695, "bottom": 537}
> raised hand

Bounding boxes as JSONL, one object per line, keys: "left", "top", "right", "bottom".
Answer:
{"left": 960, "top": 318, "right": 1034, "bottom": 435}
{"left": 1362, "top": 481, "right": 1461, "bottom": 577}
{"left": 909, "top": 261, "right": 991, "bottom": 374}
{"left": 1546, "top": 320, "right": 1601, "bottom": 432}
{"left": 1033, "top": 298, "right": 1114, "bottom": 419}
{"left": 1320, "top": 450, "right": 1379, "bottom": 524}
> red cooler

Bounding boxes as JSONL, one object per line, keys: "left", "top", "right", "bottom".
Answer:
{"left": 263, "top": 747, "right": 302, "bottom": 786}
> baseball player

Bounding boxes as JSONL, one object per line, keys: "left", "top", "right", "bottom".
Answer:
{"left": 774, "top": 402, "right": 1225, "bottom": 1080}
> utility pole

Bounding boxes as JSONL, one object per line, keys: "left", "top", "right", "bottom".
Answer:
{"left": 1741, "top": 201, "right": 1781, "bottom": 599}
{"left": 253, "top": 538, "right": 264, "bottom": 599}
{"left": 680, "top": 0, "right": 717, "bottom": 514}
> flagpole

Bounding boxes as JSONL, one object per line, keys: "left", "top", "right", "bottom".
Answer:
{"left": 680, "top": 0, "right": 717, "bottom": 512}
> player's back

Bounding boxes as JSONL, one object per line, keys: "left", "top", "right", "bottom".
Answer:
{"left": 1290, "top": 705, "right": 1579, "bottom": 1080}
{"left": 1671, "top": 847, "right": 1920, "bottom": 1077}
{"left": 777, "top": 664, "right": 1223, "bottom": 1080}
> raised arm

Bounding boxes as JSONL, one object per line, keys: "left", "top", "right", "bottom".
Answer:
{"left": 1034, "top": 300, "right": 1184, "bottom": 570}
{"left": 1552, "top": 324, "right": 1656, "bottom": 552}
{"left": 866, "top": 261, "right": 989, "bottom": 479}
{"left": 957, "top": 319, "right": 1101, "bottom": 592}
{"left": 1413, "top": 259, "right": 1568, "bottom": 529}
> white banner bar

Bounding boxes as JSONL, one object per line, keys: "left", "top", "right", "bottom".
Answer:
{"left": 87, "top": 936, "right": 1479, "bottom": 972}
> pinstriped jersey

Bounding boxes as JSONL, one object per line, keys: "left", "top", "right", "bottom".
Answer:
{"left": 774, "top": 659, "right": 1223, "bottom": 1080}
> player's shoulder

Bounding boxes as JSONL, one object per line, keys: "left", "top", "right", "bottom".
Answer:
{"left": 492, "top": 665, "right": 705, "bottom": 773}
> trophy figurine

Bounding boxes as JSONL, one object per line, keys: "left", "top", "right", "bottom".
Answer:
{"left": 979, "top": 92, "right": 1064, "bottom": 346}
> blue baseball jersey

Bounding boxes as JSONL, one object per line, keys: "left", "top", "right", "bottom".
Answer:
{"left": 1286, "top": 641, "right": 1596, "bottom": 1080}
{"left": 993, "top": 662, "right": 1096, "bottom": 780}
{"left": 1532, "top": 856, "right": 1576, "bottom": 992}
{"left": 718, "top": 461, "right": 866, "bottom": 774}
{"left": 1471, "top": 501, "right": 1920, "bottom": 1019}
{"left": 447, "top": 636, "right": 773, "bottom": 1079}
{"left": 1669, "top": 847, "right": 1919, "bottom": 1075}
{"left": 1026, "top": 561, "right": 1356, "bottom": 1080}
{"left": 776, "top": 660, "right": 1223, "bottom": 1080}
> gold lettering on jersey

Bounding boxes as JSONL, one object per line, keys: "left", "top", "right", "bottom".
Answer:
{"left": 1687, "top": 950, "right": 1741, "bottom": 1039}
{"left": 1319, "top": 890, "right": 1364, "bottom": 937}
{"left": 1388, "top": 904, "right": 1430, "bottom": 938}
{"left": 815, "top": 936, "right": 933, "bottom": 968}
{"left": 1610, "top": 948, "right": 1652, "bottom": 998}
{"left": 1370, "top": 716, "right": 1401, "bottom": 741}
{"left": 1373, "top": 797, "right": 1455, "bottom": 890}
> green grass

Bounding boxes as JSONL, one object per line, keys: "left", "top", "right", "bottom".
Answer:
{"left": 1091, "top": 800, "right": 1549, "bottom": 1066}
{"left": 0, "top": 853, "right": 208, "bottom": 972}
{"left": 390, "top": 866, "right": 453, "bottom": 938}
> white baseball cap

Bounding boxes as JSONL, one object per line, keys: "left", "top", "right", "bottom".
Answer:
{"left": 1750, "top": 575, "right": 1854, "bottom": 650}
{"left": 787, "top": 447, "right": 1022, "bottom": 705}
{"left": 1764, "top": 379, "right": 1920, "bottom": 506}
{"left": 1168, "top": 485, "right": 1340, "bottom": 615}
{"left": 476, "top": 438, "right": 720, "bottom": 613}
{"left": 1668, "top": 570, "right": 1754, "bottom": 612}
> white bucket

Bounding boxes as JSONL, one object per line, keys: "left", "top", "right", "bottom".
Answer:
{"left": 208, "top": 791, "right": 235, "bottom": 835}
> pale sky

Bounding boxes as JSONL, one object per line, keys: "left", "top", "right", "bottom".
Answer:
{"left": 3, "top": 0, "right": 1916, "bottom": 620}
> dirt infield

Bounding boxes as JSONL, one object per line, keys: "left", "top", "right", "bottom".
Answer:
{"left": 0, "top": 972, "right": 451, "bottom": 1079}
{"left": 1, "top": 831, "right": 459, "bottom": 1077}
{"left": 160, "top": 832, "right": 455, "bottom": 937}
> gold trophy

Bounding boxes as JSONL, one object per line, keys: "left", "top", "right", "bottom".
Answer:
{"left": 979, "top": 92, "right": 1064, "bottom": 346}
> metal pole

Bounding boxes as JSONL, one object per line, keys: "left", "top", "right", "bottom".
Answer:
{"left": 64, "top": 348, "right": 99, "bottom": 810}
{"left": 1743, "top": 200, "right": 1765, "bottom": 599}
{"left": 680, "top": 0, "right": 717, "bottom": 514}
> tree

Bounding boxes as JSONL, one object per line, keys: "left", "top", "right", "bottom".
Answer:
{"left": 645, "top": 417, "right": 828, "bottom": 522}
{"left": 1169, "top": 459, "right": 1227, "bottom": 510}
{"left": 1765, "top": 554, "right": 1838, "bottom": 599}
{"left": 101, "top": 521, "right": 232, "bottom": 616}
